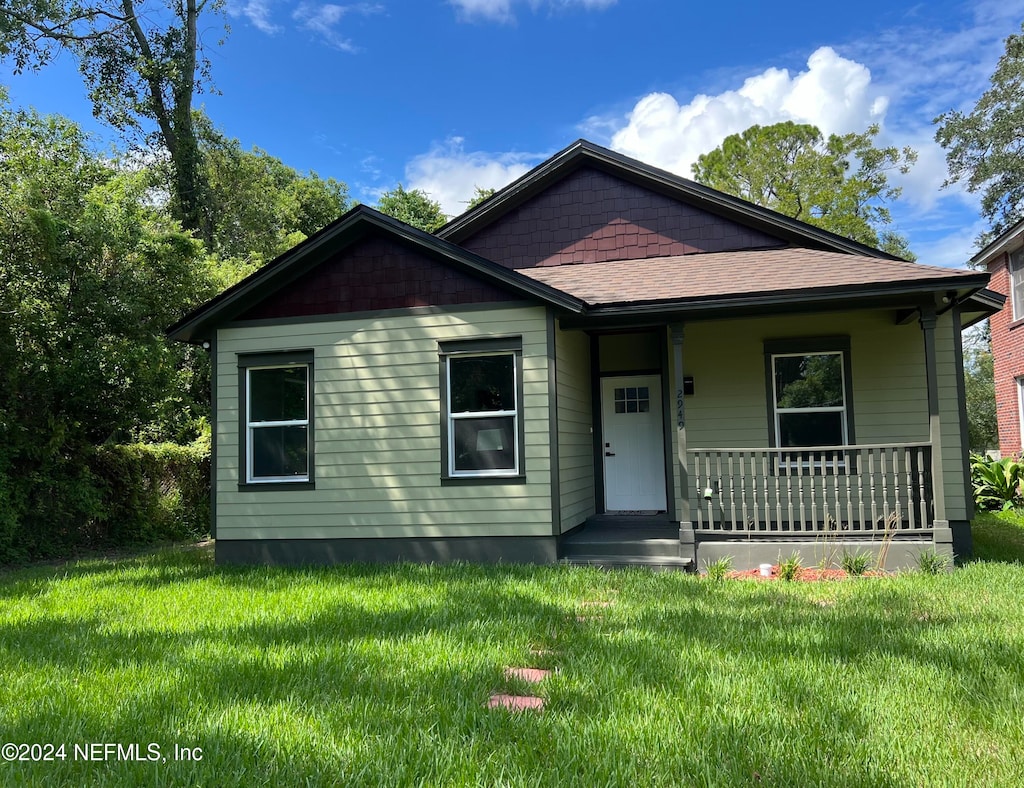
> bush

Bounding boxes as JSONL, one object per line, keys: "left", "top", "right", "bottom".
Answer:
{"left": 0, "top": 436, "right": 209, "bottom": 563}
{"left": 970, "top": 454, "right": 1024, "bottom": 511}
{"left": 90, "top": 438, "right": 210, "bottom": 546}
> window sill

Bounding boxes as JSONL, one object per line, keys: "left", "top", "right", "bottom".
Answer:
{"left": 1008, "top": 316, "right": 1024, "bottom": 331}
{"left": 441, "top": 474, "right": 526, "bottom": 486}
{"left": 237, "top": 481, "right": 316, "bottom": 492}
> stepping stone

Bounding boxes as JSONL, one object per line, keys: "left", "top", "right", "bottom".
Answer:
{"left": 487, "top": 694, "right": 544, "bottom": 711}
{"left": 504, "top": 667, "right": 552, "bottom": 683}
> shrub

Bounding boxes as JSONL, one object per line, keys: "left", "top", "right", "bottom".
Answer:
{"left": 970, "top": 454, "right": 1024, "bottom": 511}
{"left": 777, "top": 552, "right": 803, "bottom": 581}
{"left": 702, "top": 555, "right": 733, "bottom": 581}
{"left": 840, "top": 549, "right": 873, "bottom": 576}
{"left": 916, "top": 548, "right": 952, "bottom": 575}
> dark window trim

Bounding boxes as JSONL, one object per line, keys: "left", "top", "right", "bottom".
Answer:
{"left": 763, "top": 336, "right": 856, "bottom": 476}
{"left": 438, "top": 337, "right": 525, "bottom": 481}
{"left": 237, "top": 350, "right": 316, "bottom": 491}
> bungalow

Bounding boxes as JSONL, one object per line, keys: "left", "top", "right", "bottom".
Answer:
{"left": 168, "top": 140, "right": 1000, "bottom": 570}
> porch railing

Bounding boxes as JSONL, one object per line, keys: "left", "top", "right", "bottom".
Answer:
{"left": 688, "top": 443, "right": 933, "bottom": 534}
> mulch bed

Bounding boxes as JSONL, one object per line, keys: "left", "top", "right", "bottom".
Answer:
{"left": 726, "top": 566, "right": 886, "bottom": 581}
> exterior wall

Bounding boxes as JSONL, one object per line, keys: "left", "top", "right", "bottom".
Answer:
{"left": 239, "top": 233, "right": 520, "bottom": 321}
{"left": 677, "top": 308, "right": 968, "bottom": 523}
{"left": 460, "top": 167, "right": 785, "bottom": 269}
{"left": 214, "top": 305, "right": 553, "bottom": 542}
{"left": 987, "top": 254, "right": 1024, "bottom": 456}
{"left": 555, "top": 320, "right": 595, "bottom": 532}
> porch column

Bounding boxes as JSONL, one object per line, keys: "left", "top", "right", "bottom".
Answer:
{"left": 671, "top": 323, "right": 695, "bottom": 560}
{"left": 919, "top": 306, "right": 947, "bottom": 524}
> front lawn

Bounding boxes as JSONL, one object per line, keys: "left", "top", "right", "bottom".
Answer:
{"left": 1, "top": 533, "right": 1023, "bottom": 786}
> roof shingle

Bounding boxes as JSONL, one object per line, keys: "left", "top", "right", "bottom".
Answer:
{"left": 519, "top": 248, "right": 980, "bottom": 306}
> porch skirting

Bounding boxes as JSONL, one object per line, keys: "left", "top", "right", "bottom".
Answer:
{"left": 216, "top": 535, "right": 559, "bottom": 566}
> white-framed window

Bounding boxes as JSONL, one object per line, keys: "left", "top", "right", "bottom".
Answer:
{"left": 1011, "top": 248, "right": 1024, "bottom": 321}
{"left": 440, "top": 339, "right": 523, "bottom": 479}
{"left": 239, "top": 352, "right": 313, "bottom": 486}
{"left": 771, "top": 351, "right": 848, "bottom": 448}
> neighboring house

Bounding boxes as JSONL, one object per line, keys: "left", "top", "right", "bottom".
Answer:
{"left": 169, "top": 140, "right": 1000, "bottom": 570}
{"left": 972, "top": 219, "right": 1024, "bottom": 457}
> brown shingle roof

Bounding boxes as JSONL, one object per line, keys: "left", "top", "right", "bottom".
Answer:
{"left": 519, "top": 248, "right": 980, "bottom": 306}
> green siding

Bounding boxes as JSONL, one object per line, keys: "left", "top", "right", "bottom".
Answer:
{"left": 216, "top": 306, "right": 553, "bottom": 541}
{"left": 555, "top": 320, "right": 595, "bottom": 532}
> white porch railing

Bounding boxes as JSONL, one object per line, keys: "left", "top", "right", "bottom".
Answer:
{"left": 688, "top": 443, "right": 933, "bottom": 534}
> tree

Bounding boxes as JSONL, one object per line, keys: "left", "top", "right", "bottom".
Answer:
{"left": 0, "top": 100, "right": 214, "bottom": 557}
{"left": 935, "top": 24, "right": 1024, "bottom": 241}
{"left": 692, "top": 121, "right": 917, "bottom": 258}
{"left": 467, "top": 186, "right": 496, "bottom": 210}
{"left": 193, "top": 116, "right": 350, "bottom": 263}
{"left": 376, "top": 184, "right": 448, "bottom": 232}
{"left": 963, "top": 323, "right": 998, "bottom": 451}
{"left": 0, "top": 0, "right": 224, "bottom": 243}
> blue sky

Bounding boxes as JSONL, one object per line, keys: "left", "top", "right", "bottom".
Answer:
{"left": 4, "top": 0, "right": 1024, "bottom": 267}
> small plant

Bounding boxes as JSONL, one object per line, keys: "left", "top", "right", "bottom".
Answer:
{"left": 970, "top": 453, "right": 1024, "bottom": 511}
{"left": 840, "top": 549, "right": 873, "bottom": 576}
{"left": 776, "top": 552, "right": 803, "bottom": 581}
{"left": 916, "top": 548, "right": 952, "bottom": 574}
{"left": 702, "top": 555, "right": 733, "bottom": 581}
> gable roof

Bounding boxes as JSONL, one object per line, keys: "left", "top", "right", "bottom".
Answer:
{"left": 166, "top": 206, "right": 586, "bottom": 343}
{"left": 521, "top": 248, "right": 988, "bottom": 310}
{"left": 971, "top": 216, "right": 1024, "bottom": 267}
{"left": 438, "top": 139, "right": 905, "bottom": 261}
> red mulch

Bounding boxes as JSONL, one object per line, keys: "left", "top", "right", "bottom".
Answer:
{"left": 725, "top": 566, "right": 885, "bottom": 582}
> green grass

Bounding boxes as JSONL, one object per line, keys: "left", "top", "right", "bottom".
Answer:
{"left": 971, "top": 508, "right": 1024, "bottom": 563}
{"left": 1, "top": 532, "right": 1023, "bottom": 786}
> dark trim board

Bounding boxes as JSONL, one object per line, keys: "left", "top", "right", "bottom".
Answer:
{"left": 216, "top": 536, "right": 559, "bottom": 566}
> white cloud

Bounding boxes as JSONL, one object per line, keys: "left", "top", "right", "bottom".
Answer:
{"left": 607, "top": 47, "right": 887, "bottom": 181}
{"left": 403, "top": 137, "right": 546, "bottom": 216}
{"left": 227, "top": 0, "right": 281, "bottom": 33}
{"left": 292, "top": 3, "right": 383, "bottom": 51}
{"left": 450, "top": 0, "right": 615, "bottom": 24}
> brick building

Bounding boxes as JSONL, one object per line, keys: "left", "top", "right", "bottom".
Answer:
{"left": 973, "top": 219, "right": 1024, "bottom": 456}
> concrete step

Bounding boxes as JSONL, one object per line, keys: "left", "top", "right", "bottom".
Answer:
{"left": 560, "top": 537, "right": 681, "bottom": 559}
{"left": 561, "top": 554, "right": 695, "bottom": 571}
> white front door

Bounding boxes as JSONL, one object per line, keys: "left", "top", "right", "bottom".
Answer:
{"left": 601, "top": 375, "right": 667, "bottom": 512}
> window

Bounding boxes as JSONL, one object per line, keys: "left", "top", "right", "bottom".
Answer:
{"left": 238, "top": 351, "right": 313, "bottom": 487}
{"left": 614, "top": 386, "right": 650, "bottom": 413}
{"left": 765, "top": 338, "right": 854, "bottom": 452}
{"left": 440, "top": 338, "right": 523, "bottom": 479}
{"left": 1011, "top": 249, "right": 1024, "bottom": 321}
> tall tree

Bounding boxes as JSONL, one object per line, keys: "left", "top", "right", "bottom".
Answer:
{"left": 0, "top": 101, "right": 214, "bottom": 556}
{"left": 376, "top": 184, "right": 448, "bottom": 232}
{"left": 193, "top": 116, "right": 351, "bottom": 263}
{"left": 692, "top": 121, "right": 917, "bottom": 258}
{"left": 935, "top": 23, "right": 1024, "bottom": 241}
{"left": 0, "top": 0, "right": 223, "bottom": 243}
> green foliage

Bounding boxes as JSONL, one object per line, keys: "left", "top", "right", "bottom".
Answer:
{"left": 90, "top": 438, "right": 210, "bottom": 546}
{"left": 702, "top": 555, "right": 733, "bottom": 580}
{"left": 194, "top": 114, "right": 350, "bottom": 262}
{"left": 777, "top": 552, "right": 804, "bottom": 581}
{"left": 964, "top": 327, "right": 997, "bottom": 451}
{"left": 916, "top": 548, "right": 952, "bottom": 574}
{"left": 840, "top": 550, "right": 873, "bottom": 576}
{"left": 0, "top": 101, "right": 216, "bottom": 558}
{"left": 972, "top": 509, "right": 1024, "bottom": 563}
{"left": 970, "top": 454, "right": 1024, "bottom": 511}
{"left": 692, "top": 121, "right": 917, "bottom": 256}
{"left": 466, "top": 185, "right": 497, "bottom": 211}
{"left": 0, "top": 0, "right": 225, "bottom": 242}
{"left": 935, "top": 23, "right": 1024, "bottom": 239}
{"left": 376, "top": 184, "right": 448, "bottom": 232}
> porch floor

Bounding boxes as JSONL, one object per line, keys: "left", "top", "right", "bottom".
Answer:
{"left": 559, "top": 514, "right": 693, "bottom": 571}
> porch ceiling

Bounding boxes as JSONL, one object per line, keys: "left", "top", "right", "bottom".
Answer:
{"left": 520, "top": 248, "right": 987, "bottom": 309}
